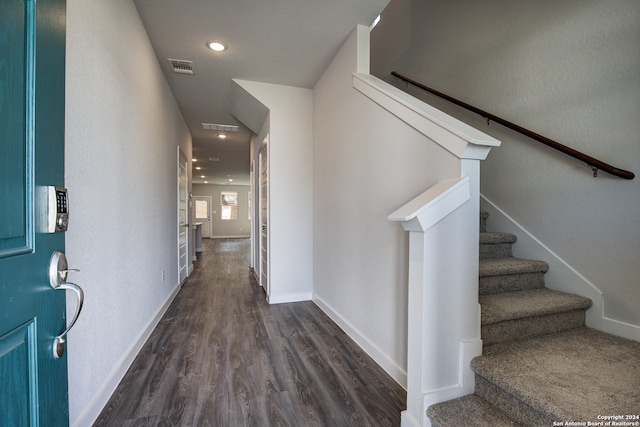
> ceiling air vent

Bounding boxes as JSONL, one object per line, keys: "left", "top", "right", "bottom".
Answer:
{"left": 167, "top": 58, "right": 194, "bottom": 75}
{"left": 201, "top": 123, "right": 239, "bottom": 132}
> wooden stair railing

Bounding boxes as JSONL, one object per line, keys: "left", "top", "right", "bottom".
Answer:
{"left": 391, "top": 71, "right": 635, "bottom": 180}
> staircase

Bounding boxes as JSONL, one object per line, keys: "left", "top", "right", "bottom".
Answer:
{"left": 427, "top": 212, "right": 640, "bottom": 426}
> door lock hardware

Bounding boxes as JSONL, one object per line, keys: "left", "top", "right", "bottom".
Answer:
{"left": 49, "top": 251, "right": 85, "bottom": 359}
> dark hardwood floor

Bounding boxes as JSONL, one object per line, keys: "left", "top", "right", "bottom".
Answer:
{"left": 94, "top": 238, "right": 406, "bottom": 426}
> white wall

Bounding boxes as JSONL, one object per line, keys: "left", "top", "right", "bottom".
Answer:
{"left": 313, "top": 26, "right": 460, "bottom": 385}
{"left": 372, "top": 0, "right": 640, "bottom": 331}
{"left": 192, "top": 184, "right": 251, "bottom": 238}
{"left": 232, "top": 80, "right": 314, "bottom": 304}
{"left": 65, "top": 0, "right": 192, "bottom": 425}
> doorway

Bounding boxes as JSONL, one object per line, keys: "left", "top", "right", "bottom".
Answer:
{"left": 177, "top": 147, "right": 189, "bottom": 284}
{"left": 194, "top": 196, "right": 212, "bottom": 238}
{"left": 258, "top": 136, "right": 269, "bottom": 297}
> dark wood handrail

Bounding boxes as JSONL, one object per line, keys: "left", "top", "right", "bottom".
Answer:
{"left": 391, "top": 71, "right": 635, "bottom": 180}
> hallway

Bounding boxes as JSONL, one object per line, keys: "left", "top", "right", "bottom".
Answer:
{"left": 94, "top": 239, "right": 406, "bottom": 426}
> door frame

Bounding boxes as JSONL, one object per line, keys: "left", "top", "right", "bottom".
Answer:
{"left": 177, "top": 147, "right": 189, "bottom": 284}
{"left": 258, "top": 136, "right": 269, "bottom": 297}
{"left": 250, "top": 160, "right": 255, "bottom": 270}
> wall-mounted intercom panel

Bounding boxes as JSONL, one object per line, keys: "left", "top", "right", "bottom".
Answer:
{"left": 41, "top": 186, "right": 69, "bottom": 233}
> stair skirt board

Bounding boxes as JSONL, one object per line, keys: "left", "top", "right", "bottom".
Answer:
{"left": 480, "top": 195, "right": 640, "bottom": 342}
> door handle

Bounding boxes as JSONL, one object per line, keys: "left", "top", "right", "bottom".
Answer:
{"left": 49, "top": 251, "right": 85, "bottom": 359}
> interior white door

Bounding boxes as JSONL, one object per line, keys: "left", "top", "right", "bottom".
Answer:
{"left": 259, "top": 138, "right": 269, "bottom": 296}
{"left": 194, "top": 196, "right": 211, "bottom": 238}
{"left": 178, "top": 147, "right": 189, "bottom": 284}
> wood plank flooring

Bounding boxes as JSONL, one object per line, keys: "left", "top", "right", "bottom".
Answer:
{"left": 94, "top": 238, "right": 406, "bottom": 426}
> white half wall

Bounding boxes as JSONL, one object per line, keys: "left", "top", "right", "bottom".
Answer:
{"left": 312, "top": 25, "right": 461, "bottom": 387}
{"left": 65, "top": 0, "right": 192, "bottom": 425}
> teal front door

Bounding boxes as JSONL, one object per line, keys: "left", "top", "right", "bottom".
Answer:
{"left": 0, "top": 0, "right": 70, "bottom": 425}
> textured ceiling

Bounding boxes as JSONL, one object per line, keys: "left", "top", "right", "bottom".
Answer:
{"left": 133, "top": 0, "right": 389, "bottom": 185}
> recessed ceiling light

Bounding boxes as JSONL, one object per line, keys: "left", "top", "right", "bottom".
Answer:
{"left": 200, "top": 175, "right": 206, "bottom": 179}
{"left": 207, "top": 40, "right": 227, "bottom": 52}
{"left": 218, "top": 134, "right": 227, "bottom": 139}
{"left": 195, "top": 167, "right": 202, "bottom": 170}
{"left": 192, "top": 158, "right": 198, "bottom": 162}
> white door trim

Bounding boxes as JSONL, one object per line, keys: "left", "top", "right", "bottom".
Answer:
{"left": 258, "top": 136, "right": 269, "bottom": 298}
{"left": 177, "top": 147, "right": 189, "bottom": 285}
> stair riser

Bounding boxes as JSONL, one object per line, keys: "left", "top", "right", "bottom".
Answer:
{"left": 482, "top": 310, "right": 586, "bottom": 346}
{"left": 480, "top": 272, "right": 545, "bottom": 295}
{"left": 474, "top": 375, "right": 553, "bottom": 426}
{"left": 480, "top": 243, "right": 513, "bottom": 260}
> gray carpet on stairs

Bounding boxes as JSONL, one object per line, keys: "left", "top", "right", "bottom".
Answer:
{"left": 427, "top": 395, "right": 524, "bottom": 427}
{"left": 480, "top": 288, "right": 592, "bottom": 324}
{"left": 473, "top": 327, "right": 640, "bottom": 424}
{"left": 429, "top": 213, "right": 639, "bottom": 426}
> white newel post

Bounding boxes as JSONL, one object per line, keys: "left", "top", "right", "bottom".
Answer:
{"left": 390, "top": 164, "right": 496, "bottom": 427}
{"left": 390, "top": 175, "right": 480, "bottom": 427}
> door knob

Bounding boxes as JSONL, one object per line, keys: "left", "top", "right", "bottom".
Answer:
{"left": 49, "top": 251, "right": 85, "bottom": 359}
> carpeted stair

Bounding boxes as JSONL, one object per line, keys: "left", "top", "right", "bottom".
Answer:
{"left": 427, "top": 212, "right": 640, "bottom": 427}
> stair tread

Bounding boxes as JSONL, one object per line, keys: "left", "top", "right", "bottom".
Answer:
{"left": 480, "top": 232, "right": 517, "bottom": 244}
{"left": 472, "top": 327, "right": 640, "bottom": 422}
{"left": 480, "top": 288, "right": 592, "bottom": 325}
{"left": 427, "top": 395, "right": 524, "bottom": 427}
{"left": 479, "top": 257, "right": 548, "bottom": 277}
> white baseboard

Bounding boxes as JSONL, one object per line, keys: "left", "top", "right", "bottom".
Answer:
{"left": 424, "top": 339, "right": 481, "bottom": 403}
{"left": 481, "top": 195, "right": 640, "bottom": 342}
{"left": 401, "top": 410, "right": 423, "bottom": 427}
{"left": 403, "top": 338, "right": 480, "bottom": 427}
{"left": 71, "top": 283, "right": 182, "bottom": 427}
{"left": 267, "top": 292, "right": 312, "bottom": 305}
{"left": 313, "top": 294, "right": 407, "bottom": 389}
